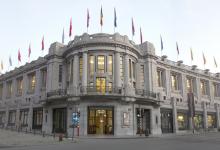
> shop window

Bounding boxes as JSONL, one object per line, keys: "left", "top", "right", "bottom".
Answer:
{"left": 207, "top": 114, "right": 216, "bottom": 128}
{"left": 177, "top": 112, "right": 188, "bottom": 130}
{"left": 194, "top": 114, "right": 203, "bottom": 129}
{"left": 20, "top": 109, "right": 29, "bottom": 126}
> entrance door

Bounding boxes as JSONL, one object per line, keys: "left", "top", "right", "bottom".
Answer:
{"left": 161, "top": 109, "right": 173, "bottom": 133}
{"left": 136, "top": 108, "right": 151, "bottom": 134}
{"left": 96, "top": 78, "right": 106, "bottom": 93}
{"left": 53, "top": 108, "right": 67, "bottom": 133}
{"left": 88, "top": 107, "right": 113, "bottom": 135}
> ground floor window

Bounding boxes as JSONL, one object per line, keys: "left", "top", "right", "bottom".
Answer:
{"left": 0, "top": 112, "right": 5, "bottom": 124}
{"left": 207, "top": 113, "right": 216, "bottom": 128}
{"left": 161, "top": 109, "right": 173, "bottom": 133}
{"left": 194, "top": 113, "right": 203, "bottom": 129}
{"left": 8, "top": 111, "right": 16, "bottom": 126}
{"left": 88, "top": 106, "right": 114, "bottom": 135}
{"left": 20, "top": 109, "right": 29, "bottom": 127}
{"left": 33, "top": 108, "right": 43, "bottom": 129}
{"left": 177, "top": 111, "right": 189, "bottom": 130}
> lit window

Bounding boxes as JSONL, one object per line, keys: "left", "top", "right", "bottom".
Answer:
{"left": 200, "top": 80, "right": 207, "bottom": 95}
{"left": 108, "top": 82, "right": 112, "bottom": 93}
{"left": 157, "top": 69, "right": 164, "bottom": 87}
{"left": 89, "top": 55, "right": 95, "bottom": 77}
{"left": 97, "top": 56, "right": 105, "bottom": 73}
{"left": 186, "top": 77, "right": 193, "bottom": 93}
{"left": 107, "top": 55, "right": 113, "bottom": 75}
{"left": 171, "top": 74, "right": 178, "bottom": 90}
{"left": 177, "top": 112, "right": 188, "bottom": 130}
{"left": 79, "top": 56, "right": 83, "bottom": 80}
{"left": 207, "top": 114, "right": 216, "bottom": 128}
{"left": 28, "top": 73, "right": 36, "bottom": 94}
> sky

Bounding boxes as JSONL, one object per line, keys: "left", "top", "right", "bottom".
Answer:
{"left": 0, "top": 0, "right": 220, "bottom": 74}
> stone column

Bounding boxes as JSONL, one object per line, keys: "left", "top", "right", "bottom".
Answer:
{"left": 4, "top": 108, "right": 9, "bottom": 128}
{"left": 124, "top": 54, "right": 129, "bottom": 95}
{"left": 82, "top": 53, "right": 88, "bottom": 93}
{"left": 28, "top": 106, "right": 33, "bottom": 131}
{"left": 114, "top": 52, "right": 121, "bottom": 88}
{"left": 203, "top": 101, "right": 208, "bottom": 129}
{"left": 165, "top": 69, "right": 171, "bottom": 97}
{"left": 15, "top": 109, "right": 20, "bottom": 130}
{"left": 172, "top": 98, "right": 178, "bottom": 133}
{"left": 73, "top": 55, "right": 79, "bottom": 95}
{"left": 215, "top": 103, "right": 220, "bottom": 129}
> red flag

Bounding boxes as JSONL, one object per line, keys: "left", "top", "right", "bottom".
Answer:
{"left": 132, "top": 18, "right": 135, "bottom": 36}
{"left": 87, "top": 9, "right": 90, "bottom": 28}
{"left": 18, "top": 49, "right": 21, "bottom": 62}
{"left": 28, "top": 44, "right": 31, "bottom": 58}
{"left": 140, "top": 27, "right": 143, "bottom": 44}
{"left": 69, "top": 17, "right": 72, "bottom": 37}
{"left": 41, "top": 36, "right": 44, "bottom": 50}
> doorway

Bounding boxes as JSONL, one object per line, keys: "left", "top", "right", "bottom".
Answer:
{"left": 161, "top": 109, "right": 173, "bottom": 133}
{"left": 88, "top": 106, "right": 114, "bottom": 135}
{"left": 136, "top": 108, "right": 151, "bottom": 134}
{"left": 53, "top": 108, "right": 67, "bottom": 133}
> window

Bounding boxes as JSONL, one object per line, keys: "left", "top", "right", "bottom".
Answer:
{"left": 140, "top": 65, "right": 144, "bottom": 89}
{"left": 58, "top": 65, "right": 63, "bottom": 83}
{"left": 28, "top": 73, "right": 36, "bottom": 94}
{"left": 107, "top": 55, "right": 113, "bottom": 75}
{"left": 97, "top": 55, "right": 105, "bottom": 73}
{"left": 6, "top": 81, "right": 12, "bottom": 98}
{"left": 120, "top": 56, "right": 124, "bottom": 80}
{"left": 32, "top": 108, "right": 43, "bottom": 129}
{"left": 0, "top": 84, "right": 2, "bottom": 100}
{"left": 79, "top": 56, "right": 83, "bottom": 80}
{"left": 171, "top": 73, "right": 178, "bottom": 91}
{"left": 132, "top": 61, "right": 135, "bottom": 79}
{"left": 20, "top": 109, "right": 29, "bottom": 126}
{"left": 41, "top": 69, "right": 47, "bottom": 89}
{"left": 89, "top": 55, "right": 95, "bottom": 77}
{"left": 16, "top": 77, "right": 23, "bottom": 96}
{"left": 213, "top": 83, "right": 220, "bottom": 97}
{"left": 186, "top": 77, "right": 193, "bottom": 93}
{"left": 0, "top": 112, "right": 5, "bottom": 124}
{"left": 108, "top": 82, "right": 112, "bottom": 93}
{"left": 200, "top": 80, "right": 208, "bottom": 95}
{"left": 177, "top": 112, "right": 188, "bottom": 130}
{"left": 8, "top": 111, "right": 16, "bottom": 125}
{"left": 207, "top": 114, "right": 216, "bottom": 128}
{"left": 129, "top": 59, "right": 132, "bottom": 78}
{"left": 157, "top": 69, "right": 164, "bottom": 87}
{"left": 194, "top": 114, "right": 203, "bottom": 129}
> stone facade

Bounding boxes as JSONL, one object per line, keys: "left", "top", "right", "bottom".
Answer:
{"left": 0, "top": 33, "right": 220, "bottom": 137}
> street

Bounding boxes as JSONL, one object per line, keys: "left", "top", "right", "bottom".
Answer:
{"left": 1, "top": 129, "right": 220, "bottom": 150}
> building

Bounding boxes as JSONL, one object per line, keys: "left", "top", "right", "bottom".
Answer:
{"left": 0, "top": 33, "right": 220, "bottom": 137}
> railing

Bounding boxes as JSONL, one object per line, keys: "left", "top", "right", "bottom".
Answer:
{"left": 80, "top": 86, "right": 122, "bottom": 95}
{"left": 47, "top": 89, "right": 67, "bottom": 97}
{"left": 135, "top": 89, "right": 157, "bottom": 98}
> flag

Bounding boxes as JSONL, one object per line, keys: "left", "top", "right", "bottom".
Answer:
{"left": 18, "top": 49, "right": 21, "bottom": 62}
{"left": 160, "top": 35, "right": 163, "bottom": 51}
{"left": 214, "top": 56, "right": 218, "bottom": 68}
{"left": 203, "top": 52, "right": 206, "bottom": 65}
{"left": 100, "top": 6, "right": 103, "bottom": 26}
{"left": 1, "top": 60, "right": 3, "bottom": 70}
{"left": 9, "top": 56, "right": 12, "bottom": 66}
{"left": 114, "top": 8, "right": 117, "bottom": 28}
{"left": 87, "top": 9, "right": 90, "bottom": 28}
{"left": 62, "top": 28, "right": 65, "bottom": 44}
{"left": 140, "top": 27, "right": 143, "bottom": 44}
{"left": 190, "top": 48, "right": 193, "bottom": 61}
{"left": 131, "top": 18, "right": 135, "bottom": 36}
{"left": 176, "top": 42, "right": 179, "bottom": 55}
{"left": 41, "top": 36, "right": 44, "bottom": 50}
{"left": 28, "top": 44, "right": 31, "bottom": 58}
{"left": 69, "top": 17, "right": 72, "bottom": 37}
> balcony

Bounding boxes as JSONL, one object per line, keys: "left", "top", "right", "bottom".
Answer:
{"left": 80, "top": 86, "right": 122, "bottom": 95}
{"left": 135, "top": 89, "right": 157, "bottom": 98}
{"left": 47, "top": 89, "right": 67, "bottom": 98}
